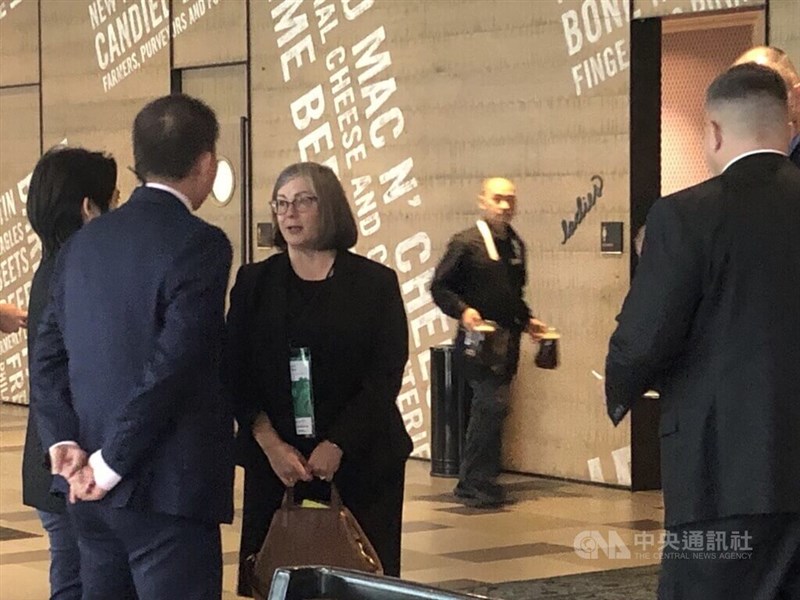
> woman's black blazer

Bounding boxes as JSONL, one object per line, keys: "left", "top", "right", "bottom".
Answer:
{"left": 223, "top": 251, "right": 413, "bottom": 475}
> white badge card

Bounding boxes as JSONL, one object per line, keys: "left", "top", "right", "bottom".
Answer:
{"left": 289, "top": 347, "right": 316, "bottom": 437}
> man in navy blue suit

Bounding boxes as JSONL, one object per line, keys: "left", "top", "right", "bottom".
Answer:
{"left": 31, "top": 94, "right": 234, "bottom": 600}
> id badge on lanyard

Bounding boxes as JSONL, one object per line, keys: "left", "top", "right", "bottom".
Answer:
{"left": 290, "top": 347, "right": 316, "bottom": 437}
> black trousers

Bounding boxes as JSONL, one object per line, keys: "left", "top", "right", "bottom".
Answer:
{"left": 238, "top": 460, "right": 406, "bottom": 597}
{"left": 659, "top": 512, "right": 800, "bottom": 600}
{"left": 458, "top": 374, "right": 510, "bottom": 491}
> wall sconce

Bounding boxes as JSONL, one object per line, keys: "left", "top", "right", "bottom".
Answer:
{"left": 212, "top": 157, "right": 235, "bottom": 205}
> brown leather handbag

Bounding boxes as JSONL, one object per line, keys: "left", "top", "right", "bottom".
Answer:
{"left": 250, "top": 484, "right": 383, "bottom": 600}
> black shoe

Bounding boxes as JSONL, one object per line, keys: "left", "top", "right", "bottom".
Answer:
{"left": 464, "top": 491, "right": 505, "bottom": 508}
{"left": 482, "top": 483, "right": 507, "bottom": 503}
{"left": 454, "top": 483, "right": 505, "bottom": 508}
{"left": 453, "top": 483, "right": 476, "bottom": 499}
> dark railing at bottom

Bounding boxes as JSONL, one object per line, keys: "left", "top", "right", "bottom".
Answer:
{"left": 267, "top": 567, "right": 490, "bottom": 600}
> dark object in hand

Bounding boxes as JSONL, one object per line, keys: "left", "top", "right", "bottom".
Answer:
{"left": 463, "top": 321, "right": 511, "bottom": 376}
{"left": 535, "top": 331, "right": 560, "bottom": 370}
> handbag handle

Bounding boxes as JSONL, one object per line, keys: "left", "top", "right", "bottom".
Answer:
{"left": 281, "top": 482, "right": 343, "bottom": 510}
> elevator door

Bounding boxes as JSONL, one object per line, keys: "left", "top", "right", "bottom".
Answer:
{"left": 661, "top": 11, "right": 765, "bottom": 196}
{"left": 181, "top": 64, "right": 247, "bottom": 282}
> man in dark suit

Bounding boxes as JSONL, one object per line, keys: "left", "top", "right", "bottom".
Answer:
{"left": 605, "top": 64, "right": 800, "bottom": 599}
{"left": 734, "top": 46, "right": 800, "bottom": 167}
{"left": 31, "top": 94, "right": 234, "bottom": 600}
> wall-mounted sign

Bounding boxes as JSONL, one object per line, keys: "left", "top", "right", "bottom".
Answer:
{"left": 601, "top": 221, "right": 624, "bottom": 254}
{"left": 211, "top": 157, "right": 235, "bottom": 205}
{"left": 257, "top": 222, "right": 273, "bottom": 248}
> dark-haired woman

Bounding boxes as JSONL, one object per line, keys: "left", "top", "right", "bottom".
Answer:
{"left": 224, "top": 162, "right": 412, "bottom": 596}
{"left": 22, "top": 146, "right": 118, "bottom": 600}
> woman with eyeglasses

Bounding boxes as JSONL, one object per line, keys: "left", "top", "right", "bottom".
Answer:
{"left": 22, "top": 146, "right": 118, "bottom": 600}
{"left": 224, "top": 162, "right": 412, "bottom": 595}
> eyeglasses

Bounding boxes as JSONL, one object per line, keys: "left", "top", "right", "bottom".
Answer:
{"left": 271, "top": 195, "right": 318, "bottom": 215}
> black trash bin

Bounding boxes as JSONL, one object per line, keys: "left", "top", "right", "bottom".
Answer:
{"left": 429, "top": 344, "right": 470, "bottom": 478}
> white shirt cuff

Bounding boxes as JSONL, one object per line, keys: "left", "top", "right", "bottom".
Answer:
{"left": 88, "top": 450, "right": 122, "bottom": 491}
{"left": 49, "top": 440, "right": 79, "bottom": 451}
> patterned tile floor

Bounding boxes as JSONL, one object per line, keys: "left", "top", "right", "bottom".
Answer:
{"left": 0, "top": 403, "right": 664, "bottom": 599}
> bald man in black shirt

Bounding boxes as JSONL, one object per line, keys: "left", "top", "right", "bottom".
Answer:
{"left": 431, "top": 177, "right": 545, "bottom": 508}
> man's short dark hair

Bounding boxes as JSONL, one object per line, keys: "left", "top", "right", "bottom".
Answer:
{"left": 706, "top": 63, "right": 789, "bottom": 109}
{"left": 27, "top": 146, "right": 117, "bottom": 258}
{"left": 271, "top": 162, "right": 358, "bottom": 251}
{"left": 132, "top": 94, "right": 218, "bottom": 181}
